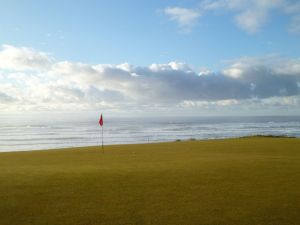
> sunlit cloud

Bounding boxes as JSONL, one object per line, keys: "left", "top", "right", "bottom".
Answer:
{"left": 164, "top": 7, "right": 201, "bottom": 32}
{"left": 164, "top": 0, "right": 300, "bottom": 34}
{"left": 0, "top": 45, "right": 53, "bottom": 71}
{"left": 1, "top": 45, "right": 300, "bottom": 114}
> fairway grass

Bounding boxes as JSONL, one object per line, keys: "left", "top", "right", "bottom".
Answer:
{"left": 1, "top": 137, "right": 300, "bottom": 225}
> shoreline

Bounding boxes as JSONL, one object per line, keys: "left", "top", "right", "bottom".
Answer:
{"left": 0, "top": 134, "right": 297, "bottom": 154}
{"left": 2, "top": 115, "right": 299, "bottom": 153}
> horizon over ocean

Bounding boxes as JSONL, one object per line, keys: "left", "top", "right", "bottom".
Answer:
{"left": 0, "top": 115, "right": 300, "bottom": 152}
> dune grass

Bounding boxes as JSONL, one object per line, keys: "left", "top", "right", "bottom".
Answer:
{"left": 0, "top": 137, "right": 300, "bottom": 225}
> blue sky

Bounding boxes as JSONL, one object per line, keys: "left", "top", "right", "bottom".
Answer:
{"left": 1, "top": 0, "right": 299, "bottom": 69}
{"left": 0, "top": 0, "right": 300, "bottom": 115}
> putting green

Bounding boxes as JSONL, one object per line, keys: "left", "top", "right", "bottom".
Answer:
{"left": 0, "top": 137, "right": 300, "bottom": 225}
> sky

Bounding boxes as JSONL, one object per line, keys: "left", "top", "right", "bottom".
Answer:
{"left": 0, "top": 0, "right": 300, "bottom": 116}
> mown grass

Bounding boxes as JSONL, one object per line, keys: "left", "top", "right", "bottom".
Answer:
{"left": 0, "top": 137, "right": 300, "bottom": 225}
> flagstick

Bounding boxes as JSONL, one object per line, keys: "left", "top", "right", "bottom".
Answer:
{"left": 99, "top": 113, "right": 104, "bottom": 152}
{"left": 102, "top": 125, "right": 104, "bottom": 152}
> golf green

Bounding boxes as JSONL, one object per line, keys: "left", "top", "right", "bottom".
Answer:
{"left": 1, "top": 137, "right": 300, "bottom": 225}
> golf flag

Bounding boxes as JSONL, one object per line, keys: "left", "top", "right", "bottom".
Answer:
{"left": 99, "top": 114, "right": 103, "bottom": 127}
{"left": 99, "top": 114, "right": 104, "bottom": 150}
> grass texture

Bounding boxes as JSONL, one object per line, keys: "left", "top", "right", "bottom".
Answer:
{"left": 0, "top": 137, "right": 300, "bottom": 225}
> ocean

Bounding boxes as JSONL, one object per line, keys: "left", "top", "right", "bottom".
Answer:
{"left": 0, "top": 114, "right": 300, "bottom": 152}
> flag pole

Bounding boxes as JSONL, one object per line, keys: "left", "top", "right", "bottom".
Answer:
{"left": 99, "top": 113, "right": 104, "bottom": 152}
{"left": 102, "top": 125, "right": 104, "bottom": 152}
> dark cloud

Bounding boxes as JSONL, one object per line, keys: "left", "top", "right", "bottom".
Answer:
{"left": 0, "top": 92, "right": 16, "bottom": 103}
{"left": 83, "top": 62, "right": 300, "bottom": 102}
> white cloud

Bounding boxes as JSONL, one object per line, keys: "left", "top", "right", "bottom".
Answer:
{"left": 164, "top": 7, "right": 201, "bottom": 32}
{"left": 1, "top": 45, "right": 300, "bottom": 113}
{"left": 234, "top": 9, "right": 268, "bottom": 33}
{"left": 289, "top": 15, "right": 300, "bottom": 34}
{"left": 149, "top": 61, "right": 193, "bottom": 72}
{"left": 223, "top": 65, "right": 244, "bottom": 78}
{"left": 164, "top": 0, "right": 300, "bottom": 34}
{"left": 224, "top": 55, "right": 300, "bottom": 77}
{"left": 0, "top": 45, "right": 53, "bottom": 71}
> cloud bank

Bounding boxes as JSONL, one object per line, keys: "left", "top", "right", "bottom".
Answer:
{"left": 1, "top": 45, "right": 300, "bottom": 114}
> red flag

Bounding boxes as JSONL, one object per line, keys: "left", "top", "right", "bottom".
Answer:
{"left": 99, "top": 114, "right": 103, "bottom": 127}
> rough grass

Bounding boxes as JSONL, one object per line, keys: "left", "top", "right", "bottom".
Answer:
{"left": 0, "top": 137, "right": 300, "bottom": 225}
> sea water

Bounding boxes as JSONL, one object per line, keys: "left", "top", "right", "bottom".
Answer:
{"left": 0, "top": 114, "right": 300, "bottom": 152}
